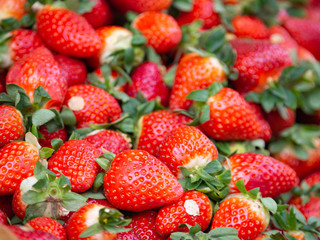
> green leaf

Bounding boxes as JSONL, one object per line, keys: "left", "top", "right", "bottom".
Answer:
{"left": 186, "top": 89, "right": 209, "bottom": 102}
{"left": 203, "top": 27, "right": 226, "bottom": 53}
{"left": 22, "top": 190, "right": 46, "bottom": 205}
{"left": 124, "top": 48, "right": 134, "bottom": 73}
{"left": 172, "top": 0, "right": 193, "bottom": 11}
{"left": 61, "top": 107, "right": 77, "bottom": 126}
{"left": 146, "top": 47, "right": 162, "bottom": 65}
{"left": 39, "top": 147, "right": 54, "bottom": 159}
{"left": 209, "top": 227, "right": 240, "bottom": 240}
{"left": 203, "top": 160, "right": 222, "bottom": 173}
{"left": 81, "top": 191, "right": 106, "bottom": 200}
{"left": 235, "top": 179, "right": 247, "bottom": 195}
{"left": 79, "top": 222, "right": 104, "bottom": 238}
{"left": 33, "top": 86, "right": 52, "bottom": 108}
{"left": 95, "top": 158, "right": 111, "bottom": 171}
{"left": 294, "top": 145, "right": 309, "bottom": 160}
{"left": 32, "top": 109, "right": 56, "bottom": 127}
{"left": 62, "top": 192, "right": 88, "bottom": 212}
{"left": 164, "top": 65, "right": 177, "bottom": 87}
{"left": 261, "top": 197, "right": 277, "bottom": 214}
{"left": 200, "top": 104, "right": 210, "bottom": 124}
{"left": 51, "top": 138, "right": 64, "bottom": 151}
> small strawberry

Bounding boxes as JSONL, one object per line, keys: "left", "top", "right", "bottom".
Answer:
{"left": 82, "top": 0, "right": 114, "bottom": 29}
{"left": 0, "top": 209, "right": 8, "bottom": 225}
{"left": 0, "top": 225, "right": 58, "bottom": 240}
{"left": 156, "top": 191, "right": 212, "bottom": 237}
{"left": 0, "top": 0, "right": 26, "bottom": 20}
{"left": 109, "top": 0, "right": 172, "bottom": 13}
{"left": 104, "top": 149, "right": 184, "bottom": 211}
{"left": 27, "top": 217, "right": 67, "bottom": 240}
{"left": 38, "top": 125, "right": 68, "bottom": 148}
{"left": 232, "top": 16, "right": 270, "bottom": 40}
{"left": 133, "top": 11, "right": 182, "bottom": 54}
{"left": 36, "top": 5, "right": 101, "bottom": 58}
{"left": 169, "top": 53, "right": 226, "bottom": 110}
{"left": 64, "top": 84, "right": 121, "bottom": 128}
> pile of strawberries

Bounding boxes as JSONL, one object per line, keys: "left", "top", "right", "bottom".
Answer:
{"left": 1, "top": 0, "right": 320, "bottom": 239}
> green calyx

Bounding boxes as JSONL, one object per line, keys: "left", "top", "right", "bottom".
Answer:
{"left": 291, "top": 180, "right": 320, "bottom": 206}
{"left": 22, "top": 161, "right": 88, "bottom": 222}
{"left": 79, "top": 207, "right": 131, "bottom": 238}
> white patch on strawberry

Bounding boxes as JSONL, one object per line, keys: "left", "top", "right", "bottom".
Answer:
{"left": 177, "top": 154, "right": 213, "bottom": 179}
{"left": 84, "top": 205, "right": 104, "bottom": 238}
{"left": 86, "top": 129, "right": 105, "bottom": 137}
{"left": 68, "top": 96, "right": 85, "bottom": 111}
{"left": 270, "top": 33, "right": 284, "bottom": 44}
{"left": 184, "top": 200, "right": 200, "bottom": 216}
{"left": 208, "top": 57, "right": 224, "bottom": 73}
{"left": 25, "top": 132, "right": 41, "bottom": 153}
{"left": 0, "top": 50, "right": 13, "bottom": 69}
{"left": 20, "top": 176, "right": 38, "bottom": 196}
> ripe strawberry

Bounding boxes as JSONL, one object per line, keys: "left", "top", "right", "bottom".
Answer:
{"left": 133, "top": 12, "right": 182, "bottom": 54}
{"left": 0, "top": 0, "right": 26, "bottom": 20}
{"left": 54, "top": 55, "right": 87, "bottom": 87}
{"left": 176, "top": 0, "right": 220, "bottom": 29}
{"left": 232, "top": 16, "right": 270, "bottom": 40}
{"left": 264, "top": 108, "right": 296, "bottom": 137}
{"left": 64, "top": 84, "right": 121, "bottom": 128}
{"left": 156, "top": 126, "right": 218, "bottom": 177}
{"left": 48, "top": 140, "right": 100, "bottom": 192}
{"left": 0, "top": 225, "right": 58, "bottom": 240}
{"left": 104, "top": 149, "right": 184, "bottom": 211}
{"left": 269, "top": 25, "right": 298, "bottom": 53}
{"left": 156, "top": 191, "right": 212, "bottom": 237}
{"left": 0, "top": 105, "right": 25, "bottom": 148}
{"left": 117, "top": 231, "right": 140, "bottom": 239}
{"left": 297, "top": 46, "right": 316, "bottom": 61}
{"left": 82, "top": 0, "right": 114, "bottom": 28}
{"left": 84, "top": 130, "right": 131, "bottom": 155}
{"left": 289, "top": 196, "right": 320, "bottom": 219}
{"left": 126, "top": 62, "right": 170, "bottom": 106}
{"left": 304, "top": 171, "right": 320, "bottom": 186}
{"left": 169, "top": 53, "right": 226, "bottom": 111}
{"left": 28, "top": 217, "right": 67, "bottom": 240}
{"left": 0, "top": 195, "right": 14, "bottom": 218}
{"left": 109, "top": 0, "right": 172, "bottom": 13}
{"left": 0, "top": 209, "right": 8, "bottom": 225}
{"left": 36, "top": 5, "right": 101, "bottom": 58}
{"left": 0, "top": 141, "right": 40, "bottom": 195}
{"left": 226, "top": 153, "right": 299, "bottom": 198}
{"left": 136, "top": 110, "right": 191, "bottom": 155}
{"left": 6, "top": 47, "right": 68, "bottom": 110}
{"left": 38, "top": 125, "right": 68, "bottom": 148}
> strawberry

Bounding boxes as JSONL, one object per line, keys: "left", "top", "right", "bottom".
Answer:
{"left": 289, "top": 196, "right": 320, "bottom": 219}
{"left": 156, "top": 191, "right": 212, "bottom": 237}
{"left": 269, "top": 25, "right": 298, "bottom": 53}
{"left": 176, "top": 0, "right": 220, "bottom": 29}
{"left": 66, "top": 204, "right": 131, "bottom": 240}
{"left": 0, "top": 141, "right": 40, "bottom": 195}
{"left": 0, "top": 0, "right": 26, "bottom": 20}
{"left": 156, "top": 126, "right": 218, "bottom": 177}
{"left": 126, "top": 62, "right": 170, "bottom": 106}
{"left": 36, "top": 5, "right": 101, "bottom": 58}
{"left": 0, "top": 105, "right": 25, "bottom": 148}
{"left": 28, "top": 217, "right": 67, "bottom": 240}
{"left": 48, "top": 140, "right": 100, "bottom": 193}
{"left": 230, "top": 39, "right": 292, "bottom": 93}
{"left": 0, "top": 209, "right": 8, "bottom": 225}
{"left": 104, "top": 149, "right": 184, "bottom": 211}
{"left": 133, "top": 12, "right": 182, "bottom": 54}
{"left": 82, "top": 0, "right": 114, "bottom": 29}
{"left": 0, "top": 225, "right": 58, "bottom": 240}
{"left": 6, "top": 47, "right": 68, "bottom": 110}
{"left": 109, "top": 0, "right": 172, "bottom": 13}
{"left": 54, "top": 55, "right": 87, "bottom": 87}
{"left": 0, "top": 196, "right": 14, "bottom": 218}
{"left": 232, "top": 16, "right": 270, "bottom": 40}
{"left": 38, "top": 125, "right": 68, "bottom": 148}
{"left": 136, "top": 110, "right": 191, "bottom": 155}
{"left": 84, "top": 130, "right": 131, "bottom": 155}
{"left": 304, "top": 171, "right": 320, "bottom": 186}
{"left": 64, "top": 84, "right": 121, "bottom": 128}
{"left": 297, "top": 46, "right": 316, "bottom": 61}
{"left": 117, "top": 232, "right": 140, "bottom": 239}
{"left": 226, "top": 153, "right": 299, "bottom": 198}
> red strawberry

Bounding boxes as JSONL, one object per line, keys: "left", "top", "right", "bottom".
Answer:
{"left": 169, "top": 53, "right": 226, "bottom": 111}
{"left": 82, "top": 0, "right": 114, "bottom": 28}
{"left": 269, "top": 25, "right": 298, "bottom": 53}
{"left": 84, "top": 130, "right": 131, "bottom": 155}
{"left": 289, "top": 196, "right": 320, "bottom": 219}
{"left": 48, "top": 140, "right": 100, "bottom": 192}
{"left": 0, "top": 209, "right": 8, "bottom": 225}
{"left": 0, "top": 225, "right": 58, "bottom": 240}
{"left": 297, "top": 46, "right": 316, "bottom": 61}
{"left": 133, "top": 11, "right": 182, "bottom": 54}
{"left": 126, "top": 62, "right": 170, "bottom": 106}
{"left": 28, "top": 217, "right": 67, "bottom": 240}
{"left": 0, "top": 0, "right": 26, "bottom": 20}
{"left": 38, "top": 125, "right": 68, "bottom": 148}
{"left": 0, "top": 141, "right": 40, "bottom": 195}
{"left": 54, "top": 55, "right": 87, "bottom": 87}
{"left": 176, "top": 0, "right": 220, "bottom": 29}
{"left": 117, "top": 231, "right": 140, "bottom": 240}
{"left": 0, "top": 195, "right": 14, "bottom": 218}
{"left": 109, "top": 0, "right": 172, "bottom": 13}
{"left": 232, "top": 16, "right": 270, "bottom": 40}
{"left": 157, "top": 126, "right": 218, "bottom": 177}
{"left": 0, "top": 105, "right": 25, "bottom": 148}
{"left": 36, "top": 5, "right": 101, "bottom": 58}
{"left": 156, "top": 191, "right": 212, "bottom": 237}
{"left": 226, "top": 153, "right": 299, "bottom": 198}
{"left": 6, "top": 47, "right": 68, "bottom": 110}
{"left": 64, "top": 84, "right": 121, "bottom": 128}
{"left": 104, "top": 149, "right": 184, "bottom": 211}
{"left": 136, "top": 110, "right": 191, "bottom": 155}
{"left": 231, "top": 39, "right": 292, "bottom": 93}
{"left": 304, "top": 171, "right": 320, "bottom": 186}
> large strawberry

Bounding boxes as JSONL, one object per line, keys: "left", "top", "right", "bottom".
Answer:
{"left": 109, "top": 0, "right": 172, "bottom": 13}
{"left": 27, "top": 217, "right": 67, "bottom": 240}
{"left": 82, "top": 0, "right": 114, "bottom": 29}
{"left": 36, "top": 5, "right": 101, "bottom": 58}
{"left": 6, "top": 47, "right": 68, "bottom": 110}
{"left": 104, "top": 149, "right": 184, "bottom": 211}
{"left": 232, "top": 16, "right": 270, "bottom": 40}
{"left": 0, "top": 0, "right": 26, "bottom": 20}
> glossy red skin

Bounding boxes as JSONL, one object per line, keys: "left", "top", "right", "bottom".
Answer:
{"left": 82, "top": 0, "right": 114, "bottom": 28}
{"left": 200, "top": 88, "right": 269, "bottom": 141}
{"left": 6, "top": 47, "right": 68, "bottom": 110}
{"left": 9, "top": 29, "right": 44, "bottom": 62}
{"left": 104, "top": 150, "right": 184, "bottom": 212}
{"left": 248, "top": 103, "right": 272, "bottom": 142}
{"left": 12, "top": 180, "right": 27, "bottom": 220}
{"left": 3, "top": 225, "right": 58, "bottom": 240}
{"left": 54, "top": 55, "right": 87, "bottom": 87}
{"left": 156, "top": 191, "right": 212, "bottom": 236}
{"left": 36, "top": 6, "right": 101, "bottom": 58}
{"left": 126, "top": 62, "right": 169, "bottom": 106}
{"left": 227, "top": 153, "right": 299, "bottom": 198}
{"left": 48, "top": 140, "right": 100, "bottom": 193}
{"left": 289, "top": 196, "right": 320, "bottom": 219}
{"left": 0, "top": 0, "right": 26, "bottom": 20}
{"left": 136, "top": 110, "right": 191, "bottom": 156}
{"left": 64, "top": 84, "right": 121, "bottom": 128}
{"left": 157, "top": 126, "right": 218, "bottom": 177}
{"left": 0, "top": 142, "right": 40, "bottom": 195}
{"left": 109, "top": 0, "right": 172, "bottom": 13}
{"left": 117, "top": 232, "right": 140, "bottom": 240}
{"left": 177, "top": 0, "right": 220, "bottom": 29}
{"left": 38, "top": 125, "right": 68, "bottom": 148}
{"left": 0, "top": 196, "right": 14, "bottom": 218}
{"left": 28, "top": 217, "right": 67, "bottom": 240}
{"left": 84, "top": 130, "right": 131, "bottom": 155}
{"left": 304, "top": 171, "right": 320, "bottom": 186}
{"left": 169, "top": 53, "right": 226, "bottom": 111}
{"left": 269, "top": 25, "right": 298, "bottom": 52}
{"left": 231, "top": 39, "right": 292, "bottom": 94}
{"left": 232, "top": 16, "right": 270, "bottom": 40}
{"left": 0, "top": 209, "right": 8, "bottom": 225}
{"left": 264, "top": 108, "right": 296, "bottom": 137}
{"left": 0, "top": 105, "right": 25, "bottom": 148}
{"left": 133, "top": 11, "right": 182, "bottom": 54}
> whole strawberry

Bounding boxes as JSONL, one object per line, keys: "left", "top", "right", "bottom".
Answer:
{"left": 232, "top": 16, "right": 270, "bottom": 40}
{"left": 0, "top": 225, "right": 58, "bottom": 240}
{"left": 104, "top": 150, "right": 184, "bottom": 211}
{"left": 109, "top": 0, "right": 172, "bottom": 13}
{"left": 28, "top": 217, "right": 67, "bottom": 240}
{"left": 38, "top": 125, "right": 68, "bottom": 148}
{"left": 82, "top": 0, "right": 114, "bottom": 28}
